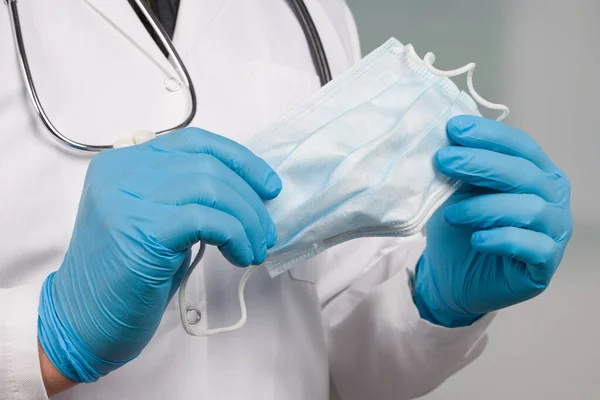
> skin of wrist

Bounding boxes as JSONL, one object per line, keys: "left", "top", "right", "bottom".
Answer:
{"left": 38, "top": 340, "right": 78, "bottom": 397}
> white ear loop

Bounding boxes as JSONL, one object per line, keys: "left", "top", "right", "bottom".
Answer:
{"left": 178, "top": 243, "right": 260, "bottom": 336}
{"left": 399, "top": 44, "right": 509, "bottom": 122}
{"left": 115, "top": 133, "right": 259, "bottom": 337}
{"left": 178, "top": 43, "right": 510, "bottom": 337}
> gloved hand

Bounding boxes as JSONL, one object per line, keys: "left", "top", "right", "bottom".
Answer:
{"left": 413, "top": 115, "right": 573, "bottom": 328}
{"left": 38, "top": 128, "right": 281, "bottom": 382}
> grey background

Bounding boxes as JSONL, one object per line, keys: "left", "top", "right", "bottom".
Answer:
{"left": 347, "top": 1, "right": 599, "bottom": 399}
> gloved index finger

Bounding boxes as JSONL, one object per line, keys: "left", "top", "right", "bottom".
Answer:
{"left": 446, "top": 115, "right": 558, "bottom": 174}
{"left": 148, "top": 127, "right": 282, "bottom": 199}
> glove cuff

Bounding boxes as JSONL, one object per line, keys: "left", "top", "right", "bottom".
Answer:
{"left": 38, "top": 273, "right": 124, "bottom": 383}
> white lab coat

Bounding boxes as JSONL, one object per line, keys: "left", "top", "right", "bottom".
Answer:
{"left": 0, "top": 1, "right": 494, "bottom": 399}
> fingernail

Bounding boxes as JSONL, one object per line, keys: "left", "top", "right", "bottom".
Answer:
{"left": 448, "top": 116, "right": 476, "bottom": 135}
{"left": 245, "top": 243, "right": 255, "bottom": 266}
{"left": 436, "top": 146, "right": 457, "bottom": 161}
{"left": 255, "top": 242, "right": 268, "bottom": 265}
{"left": 265, "top": 172, "right": 282, "bottom": 195}
{"left": 268, "top": 221, "right": 278, "bottom": 248}
{"left": 471, "top": 231, "right": 486, "bottom": 246}
{"left": 443, "top": 206, "right": 459, "bottom": 224}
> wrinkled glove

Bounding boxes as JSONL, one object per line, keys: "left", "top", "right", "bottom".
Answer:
{"left": 38, "top": 128, "right": 281, "bottom": 382}
{"left": 413, "top": 115, "right": 573, "bottom": 328}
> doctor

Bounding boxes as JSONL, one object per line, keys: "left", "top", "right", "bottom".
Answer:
{"left": 0, "top": 1, "right": 572, "bottom": 399}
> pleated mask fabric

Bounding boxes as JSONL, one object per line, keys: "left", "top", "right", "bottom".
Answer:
{"left": 179, "top": 38, "right": 509, "bottom": 336}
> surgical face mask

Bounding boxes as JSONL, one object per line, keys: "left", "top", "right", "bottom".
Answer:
{"left": 179, "top": 38, "right": 509, "bottom": 336}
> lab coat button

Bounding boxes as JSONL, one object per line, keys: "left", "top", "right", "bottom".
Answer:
{"left": 164, "top": 77, "right": 181, "bottom": 92}
{"left": 186, "top": 307, "right": 202, "bottom": 325}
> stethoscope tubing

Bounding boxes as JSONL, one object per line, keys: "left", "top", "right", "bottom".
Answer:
{"left": 5, "top": 0, "right": 331, "bottom": 152}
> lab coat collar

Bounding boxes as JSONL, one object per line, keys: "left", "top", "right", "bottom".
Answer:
{"left": 83, "top": 0, "right": 173, "bottom": 73}
{"left": 82, "top": 0, "right": 227, "bottom": 71}
{"left": 173, "top": 0, "right": 229, "bottom": 56}
{"left": 82, "top": 0, "right": 346, "bottom": 79}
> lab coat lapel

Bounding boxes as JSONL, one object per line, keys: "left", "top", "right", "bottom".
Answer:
{"left": 82, "top": 0, "right": 174, "bottom": 73}
{"left": 172, "top": 0, "right": 229, "bottom": 56}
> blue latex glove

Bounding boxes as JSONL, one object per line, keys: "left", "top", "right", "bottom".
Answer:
{"left": 38, "top": 128, "right": 281, "bottom": 382}
{"left": 413, "top": 116, "right": 573, "bottom": 328}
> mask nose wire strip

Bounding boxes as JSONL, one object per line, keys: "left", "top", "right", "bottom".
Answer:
{"left": 402, "top": 44, "right": 510, "bottom": 122}
{"left": 178, "top": 243, "right": 260, "bottom": 336}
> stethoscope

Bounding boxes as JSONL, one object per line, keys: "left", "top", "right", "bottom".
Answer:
{"left": 5, "top": 0, "right": 332, "bottom": 152}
